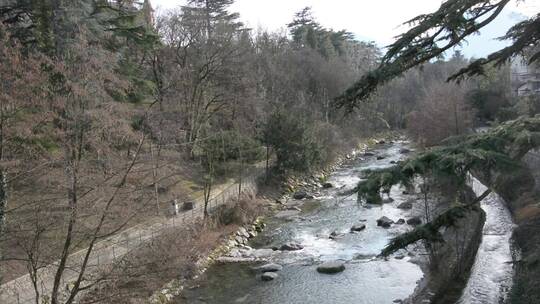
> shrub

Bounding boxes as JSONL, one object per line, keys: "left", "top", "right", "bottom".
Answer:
{"left": 262, "top": 109, "right": 324, "bottom": 173}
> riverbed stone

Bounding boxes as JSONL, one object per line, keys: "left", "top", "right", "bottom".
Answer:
{"left": 350, "top": 224, "right": 366, "bottom": 232}
{"left": 235, "top": 235, "right": 246, "bottom": 245}
{"left": 261, "top": 272, "right": 278, "bottom": 281}
{"left": 322, "top": 182, "right": 334, "bottom": 188}
{"left": 397, "top": 200, "right": 413, "bottom": 209}
{"left": 381, "top": 198, "right": 395, "bottom": 204}
{"left": 293, "top": 191, "right": 307, "bottom": 200}
{"left": 400, "top": 148, "right": 411, "bottom": 154}
{"left": 329, "top": 231, "right": 345, "bottom": 239}
{"left": 377, "top": 216, "right": 394, "bottom": 228}
{"left": 255, "top": 263, "right": 283, "bottom": 272}
{"left": 279, "top": 242, "right": 304, "bottom": 251}
{"left": 407, "top": 216, "right": 422, "bottom": 226}
{"left": 396, "top": 218, "right": 406, "bottom": 225}
{"left": 317, "top": 261, "right": 346, "bottom": 274}
{"left": 363, "top": 152, "right": 376, "bottom": 157}
{"left": 237, "top": 227, "right": 250, "bottom": 238}
{"left": 377, "top": 155, "right": 386, "bottom": 160}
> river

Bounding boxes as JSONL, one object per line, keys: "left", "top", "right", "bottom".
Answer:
{"left": 178, "top": 141, "right": 424, "bottom": 304}
{"left": 177, "top": 141, "right": 514, "bottom": 304}
{"left": 457, "top": 178, "right": 514, "bottom": 304}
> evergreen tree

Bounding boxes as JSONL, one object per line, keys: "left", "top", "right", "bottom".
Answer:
{"left": 336, "top": 0, "right": 540, "bottom": 111}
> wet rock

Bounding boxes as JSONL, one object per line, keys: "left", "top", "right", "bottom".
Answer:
{"left": 407, "top": 216, "right": 422, "bottom": 226}
{"left": 322, "top": 182, "right": 334, "bottom": 189}
{"left": 377, "top": 216, "right": 394, "bottom": 228}
{"left": 382, "top": 198, "right": 395, "bottom": 204}
{"left": 394, "top": 254, "right": 405, "bottom": 260}
{"left": 287, "top": 206, "right": 302, "bottom": 211}
{"left": 293, "top": 191, "right": 307, "bottom": 200}
{"left": 363, "top": 152, "right": 376, "bottom": 157}
{"left": 329, "top": 231, "right": 344, "bottom": 239}
{"left": 305, "top": 194, "right": 314, "bottom": 199}
{"left": 377, "top": 155, "right": 386, "bottom": 160}
{"left": 350, "top": 224, "right": 366, "bottom": 232}
{"left": 377, "top": 140, "right": 386, "bottom": 145}
{"left": 255, "top": 263, "right": 283, "bottom": 272}
{"left": 261, "top": 272, "right": 278, "bottom": 281}
{"left": 317, "top": 261, "right": 346, "bottom": 274}
{"left": 400, "top": 148, "right": 411, "bottom": 154}
{"left": 390, "top": 160, "right": 397, "bottom": 164}
{"left": 393, "top": 299, "right": 404, "bottom": 304}
{"left": 279, "top": 242, "right": 304, "bottom": 251}
{"left": 397, "top": 200, "right": 413, "bottom": 209}
{"left": 396, "top": 218, "right": 406, "bottom": 225}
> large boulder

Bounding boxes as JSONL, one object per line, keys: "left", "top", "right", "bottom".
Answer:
{"left": 397, "top": 200, "right": 413, "bottom": 210}
{"left": 261, "top": 272, "right": 278, "bottom": 281}
{"left": 293, "top": 191, "right": 308, "bottom": 200}
{"left": 350, "top": 224, "right": 366, "bottom": 232}
{"left": 407, "top": 216, "right": 422, "bottom": 226}
{"left": 377, "top": 216, "right": 394, "bottom": 228}
{"left": 317, "top": 261, "right": 346, "bottom": 274}
{"left": 279, "top": 242, "right": 304, "bottom": 251}
{"left": 255, "top": 263, "right": 282, "bottom": 272}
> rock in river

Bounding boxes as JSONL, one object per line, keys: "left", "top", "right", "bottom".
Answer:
{"left": 322, "top": 182, "right": 334, "bottom": 189}
{"left": 397, "top": 200, "right": 413, "bottom": 210}
{"left": 255, "top": 263, "right": 283, "bottom": 272}
{"left": 261, "top": 272, "right": 278, "bottom": 281}
{"left": 350, "top": 224, "right": 366, "bottom": 232}
{"left": 279, "top": 242, "right": 304, "bottom": 251}
{"left": 317, "top": 261, "right": 346, "bottom": 274}
{"left": 407, "top": 216, "right": 422, "bottom": 226}
{"left": 377, "top": 216, "right": 394, "bottom": 228}
{"left": 293, "top": 191, "right": 307, "bottom": 200}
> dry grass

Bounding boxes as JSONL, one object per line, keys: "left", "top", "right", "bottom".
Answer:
{"left": 80, "top": 194, "right": 265, "bottom": 304}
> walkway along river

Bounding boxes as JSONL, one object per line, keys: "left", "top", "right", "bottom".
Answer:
{"left": 178, "top": 141, "right": 515, "bottom": 304}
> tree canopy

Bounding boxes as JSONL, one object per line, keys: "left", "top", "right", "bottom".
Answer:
{"left": 335, "top": 0, "right": 540, "bottom": 112}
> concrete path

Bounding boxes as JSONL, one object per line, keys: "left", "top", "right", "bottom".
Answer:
{"left": 0, "top": 168, "right": 262, "bottom": 304}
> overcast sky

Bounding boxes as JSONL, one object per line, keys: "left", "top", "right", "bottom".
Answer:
{"left": 151, "top": 0, "right": 539, "bottom": 58}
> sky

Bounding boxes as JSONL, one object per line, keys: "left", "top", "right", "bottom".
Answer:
{"left": 151, "top": 0, "right": 539, "bottom": 58}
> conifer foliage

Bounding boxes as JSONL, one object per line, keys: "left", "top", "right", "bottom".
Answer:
{"left": 335, "top": 0, "right": 540, "bottom": 111}
{"left": 356, "top": 116, "right": 540, "bottom": 255}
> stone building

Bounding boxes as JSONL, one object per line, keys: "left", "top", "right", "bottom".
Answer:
{"left": 511, "top": 55, "right": 540, "bottom": 97}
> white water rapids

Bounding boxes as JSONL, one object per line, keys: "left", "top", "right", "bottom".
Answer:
{"left": 457, "top": 177, "right": 515, "bottom": 304}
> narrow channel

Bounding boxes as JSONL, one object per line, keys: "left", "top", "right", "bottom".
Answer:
{"left": 457, "top": 178, "right": 514, "bottom": 304}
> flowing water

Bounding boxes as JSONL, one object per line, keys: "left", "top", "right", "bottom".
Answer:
{"left": 178, "top": 142, "right": 515, "bottom": 304}
{"left": 457, "top": 178, "right": 514, "bottom": 304}
{"left": 178, "top": 142, "right": 424, "bottom": 304}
